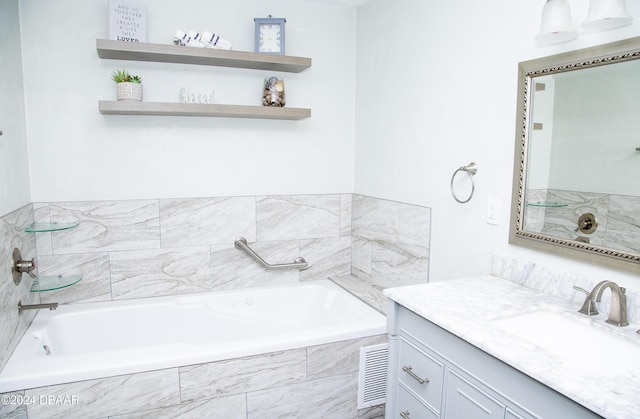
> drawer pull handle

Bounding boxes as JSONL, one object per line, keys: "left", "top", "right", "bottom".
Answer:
{"left": 402, "top": 365, "right": 429, "bottom": 384}
{"left": 400, "top": 411, "right": 410, "bottom": 419}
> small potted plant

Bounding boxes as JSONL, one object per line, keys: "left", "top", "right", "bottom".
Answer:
{"left": 112, "top": 69, "right": 142, "bottom": 101}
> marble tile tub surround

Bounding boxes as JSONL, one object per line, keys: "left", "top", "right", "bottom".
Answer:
{"left": 0, "top": 204, "right": 37, "bottom": 373}
{"left": 491, "top": 252, "right": 640, "bottom": 324}
{"left": 30, "top": 194, "right": 354, "bottom": 304}
{"left": 27, "top": 193, "right": 430, "bottom": 306}
{"left": 0, "top": 334, "right": 387, "bottom": 419}
{"left": 351, "top": 194, "right": 431, "bottom": 288}
{"left": 0, "top": 193, "right": 430, "bottom": 409}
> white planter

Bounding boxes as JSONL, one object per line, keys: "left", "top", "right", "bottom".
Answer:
{"left": 116, "top": 82, "right": 143, "bottom": 101}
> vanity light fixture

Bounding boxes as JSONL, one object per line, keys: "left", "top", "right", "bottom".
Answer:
{"left": 582, "top": 0, "right": 633, "bottom": 31}
{"left": 535, "top": 0, "right": 579, "bottom": 46}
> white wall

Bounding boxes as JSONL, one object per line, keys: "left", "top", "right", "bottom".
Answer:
{"left": 355, "top": 0, "right": 640, "bottom": 286}
{"left": 20, "top": 0, "right": 356, "bottom": 202}
{"left": 13, "top": 0, "right": 640, "bottom": 288}
{"left": 0, "top": 0, "right": 31, "bottom": 217}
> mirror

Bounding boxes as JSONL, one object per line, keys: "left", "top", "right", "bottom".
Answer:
{"left": 0, "top": 0, "right": 31, "bottom": 217}
{"left": 510, "top": 36, "right": 640, "bottom": 273}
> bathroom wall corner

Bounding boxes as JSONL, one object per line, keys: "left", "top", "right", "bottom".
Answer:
{"left": 0, "top": 204, "right": 37, "bottom": 372}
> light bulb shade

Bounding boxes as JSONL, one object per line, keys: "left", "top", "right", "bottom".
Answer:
{"left": 536, "top": 0, "right": 578, "bottom": 45}
{"left": 582, "top": 0, "right": 633, "bottom": 31}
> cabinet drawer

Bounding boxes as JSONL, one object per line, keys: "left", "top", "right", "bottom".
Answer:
{"left": 398, "top": 337, "right": 444, "bottom": 412}
{"left": 396, "top": 384, "right": 439, "bottom": 419}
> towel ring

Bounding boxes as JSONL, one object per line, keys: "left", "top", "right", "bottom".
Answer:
{"left": 450, "top": 162, "right": 478, "bottom": 203}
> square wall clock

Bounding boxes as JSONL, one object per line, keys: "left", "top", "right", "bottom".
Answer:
{"left": 254, "top": 15, "right": 286, "bottom": 55}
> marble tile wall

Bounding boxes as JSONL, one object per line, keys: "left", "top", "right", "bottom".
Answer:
{"left": 0, "top": 334, "right": 387, "bottom": 419}
{"left": 24, "top": 193, "right": 430, "bottom": 307}
{"left": 491, "top": 252, "right": 640, "bottom": 324}
{"left": 30, "top": 194, "right": 353, "bottom": 305}
{"left": 524, "top": 189, "right": 640, "bottom": 252}
{"left": 0, "top": 204, "right": 37, "bottom": 373}
{"left": 351, "top": 195, "right": 431, "bottom": 289}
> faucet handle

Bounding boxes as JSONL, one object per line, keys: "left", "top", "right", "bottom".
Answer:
{"left": 573, "top": 285, "right": 599, "bottom": 316}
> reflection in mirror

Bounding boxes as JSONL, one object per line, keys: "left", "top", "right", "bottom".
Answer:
{"left": 510, "top": 36, "right": 640, "bottom": 271}
{"left": 0, "top": 0, "right": 31, "bottom": 217}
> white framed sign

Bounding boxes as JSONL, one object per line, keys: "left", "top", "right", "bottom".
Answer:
{"left": 109, "top": 0, "right": 146, "bottom": 43}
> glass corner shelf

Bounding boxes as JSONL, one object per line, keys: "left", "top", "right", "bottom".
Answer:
{"left": 30, "top": 274, "right": 83, "bottom": 292}
{"left": 526, "top": 201, "right": 568, "bottom": 208}
{"left": 25, "top": 221, "right": 79, "bottom": 233}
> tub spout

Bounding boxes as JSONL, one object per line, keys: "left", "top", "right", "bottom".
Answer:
{"left": 18, "top": 300, "right": 58, "bottom": 315}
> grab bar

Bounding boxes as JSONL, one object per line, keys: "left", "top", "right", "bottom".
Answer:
{"left": 234, "top": 237, "right": 310, "bottom": 270}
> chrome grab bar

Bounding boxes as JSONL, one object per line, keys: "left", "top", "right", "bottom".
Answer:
{"left": 234, "top": 237, "right": 310, "bottom": 270}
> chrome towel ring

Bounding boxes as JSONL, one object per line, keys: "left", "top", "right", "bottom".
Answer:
{"left": 450, "top": 162, "right": 478, "bottom": 203}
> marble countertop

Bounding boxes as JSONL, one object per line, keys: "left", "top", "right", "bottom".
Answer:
{"left": 384, "top": 275, "right": 640, "bottom": 419}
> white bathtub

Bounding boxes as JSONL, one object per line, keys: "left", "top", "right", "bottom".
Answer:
{"left": 0, "top": 279, "right": 385, "bottom": 393}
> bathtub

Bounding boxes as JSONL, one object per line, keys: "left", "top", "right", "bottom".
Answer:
{"left": 0, "top": 279, "right": 385, "bottom": 393}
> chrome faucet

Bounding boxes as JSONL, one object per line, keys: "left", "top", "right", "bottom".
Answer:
{"left": 573, "top": 280, "right": 608, "bottom": 316}
{"left": 595, "top": 282, "right": 628, "bottom": 327}
{"left": 17, "top": 300, "right": 58, "bottom": 315}
{"left": 574, "top": 281, "right": 628, "bottom": 327}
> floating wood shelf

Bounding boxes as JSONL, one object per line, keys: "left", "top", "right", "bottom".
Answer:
{"left": 98, "top": 101, "right": 311, "bottom": 120}
{"left": 96, "top": 39, "right": 312, "bottom": 73}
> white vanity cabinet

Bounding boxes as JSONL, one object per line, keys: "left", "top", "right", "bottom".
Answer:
{"left": 386, "top": 302, "right": 603, "bottom": 419}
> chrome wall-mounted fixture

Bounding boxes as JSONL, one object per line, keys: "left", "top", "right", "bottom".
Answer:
{"left": 450, "top": 162, "right": 478, "bottom": 204}
{"left": 536, "top": 0, "right": 633, "bottom": 46}
{"left": 234, "top": 237, "right": 310, "bottom": 270}
{"left": 575, "top": 213, "right": 598, "bottom": 234}
{"left": 17, "top": 301, "right": 58, "bottom": 315}
{"left": 11, "top": 248, "right": 36, "bottom": 285}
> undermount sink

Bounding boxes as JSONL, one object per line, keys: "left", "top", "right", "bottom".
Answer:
{"left": 491, "top": 309, "right": 640, "bottom": 377}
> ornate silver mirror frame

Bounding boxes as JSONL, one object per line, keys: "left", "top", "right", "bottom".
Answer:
{"left": 509, "top": 36, "right": 640, "bottom": 273}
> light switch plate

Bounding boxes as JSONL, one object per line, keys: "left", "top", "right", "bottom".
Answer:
{"left": 487, "top": 198, "right": 500, "bottom": 225}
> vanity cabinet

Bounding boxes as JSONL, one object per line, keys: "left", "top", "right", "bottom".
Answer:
{"left": 386, "top": 302, "right": 602, "bottom": 419}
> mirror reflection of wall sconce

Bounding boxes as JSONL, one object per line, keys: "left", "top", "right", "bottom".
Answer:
{"left": 536, "top": 0, "right": 633, "bottom": 46}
